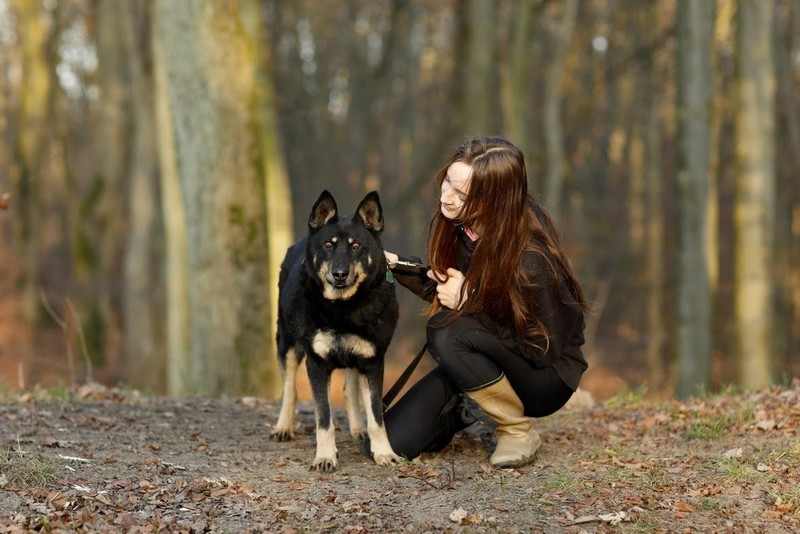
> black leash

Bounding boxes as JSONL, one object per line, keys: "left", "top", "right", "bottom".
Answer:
{"left": 382, "top": 343, "right": 427, "bottom": 410}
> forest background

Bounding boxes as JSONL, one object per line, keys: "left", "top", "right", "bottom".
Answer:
{"left": 0, "top": 0, "right": 798, "bottom": 402}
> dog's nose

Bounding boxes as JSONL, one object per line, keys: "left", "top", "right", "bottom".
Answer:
{"left": 332, "top": 269, "right": 349, "bottom": 282}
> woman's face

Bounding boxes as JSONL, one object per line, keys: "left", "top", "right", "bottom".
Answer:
{"left": 440, "top": 161, "right": 472, "bottom": 220}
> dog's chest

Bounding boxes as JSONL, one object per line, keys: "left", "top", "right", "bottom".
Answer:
{"left": 309, "top": 329, "right": 377, "bottom": 363}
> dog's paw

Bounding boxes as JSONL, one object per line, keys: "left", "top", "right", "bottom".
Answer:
{"left": 269, "top": 428, "right": 293, "bottom": 442}
{"left": 310, "top": 456, "right": 338, "bottom": 472}
{"left": 373, "top": 452, "right": 401, "bottom": 466}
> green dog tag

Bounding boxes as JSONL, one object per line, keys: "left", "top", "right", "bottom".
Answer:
{"left": 386, "top": 270, "right": 395, "bottom": 283}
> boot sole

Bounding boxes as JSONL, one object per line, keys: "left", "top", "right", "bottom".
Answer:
{"left": 491, "top": 453, "right": 537, "bottom": 469}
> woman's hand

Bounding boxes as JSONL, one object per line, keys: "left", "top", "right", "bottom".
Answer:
{"left": 384, "top": 251, "right": 399, "bottom": 265}
{"left": 428, "top": 268, "right": 467, "bottom": 309}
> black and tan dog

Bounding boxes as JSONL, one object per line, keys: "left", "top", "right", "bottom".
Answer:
{"left": 269, "top": 190, "right": 400, "bottom": 471}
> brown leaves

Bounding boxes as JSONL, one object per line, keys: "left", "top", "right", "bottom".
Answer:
{"left": 3, "top": 383, "right": 800, "bottom": 532}
{"left": 449, "top": 507, "right": 484, "bottom": 525}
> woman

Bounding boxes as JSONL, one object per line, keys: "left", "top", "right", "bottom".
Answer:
{"left": 380, "top": 136, "right": 588, "bottom": 468}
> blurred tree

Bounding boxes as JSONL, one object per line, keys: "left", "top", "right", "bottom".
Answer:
{"left": 735, "top": 0, "right": 775, "bottom": 389}
{"left": 241, "top": 0, "right": 294, "bottom": 398}
{"left": 774, "top": 0, "right": 800, "bottom": 367}
{"left": 463, "top": 0, "right": 495, "bottom": 135}
{"left": 91, "top": 0, "right": 129, "bottom": 377}
{"left": 644, "top": 2, "right": 666, "bottom": 392}
{"left": 122, "top": 0, "right": 164, "bottom": 392}
{"left": 152, "top": 13, "right": 188, "bottom": 396}
{"left": 500, "top": 0, "right": 534, "bottom": 160}
{"left": 12, "top": 0, "right": 53, "bottom": 326}
{"left": 675, "top": 0, "right": 714, "bottom": 397}
{"left": 152, "top": 0, "right": 283, "bottom": 396}
{"left": 542, "top": 0, "right": 578, "bottom": 223}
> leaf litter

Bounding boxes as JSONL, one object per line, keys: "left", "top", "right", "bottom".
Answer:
{"left": 1, "top": 380, "right": 799, "bottom": 532}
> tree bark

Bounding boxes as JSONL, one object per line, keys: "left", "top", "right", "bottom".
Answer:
{"left": 12, "top": 0, "right": 52, "bottom": 325}
{"left": 95, "top": 0, "right": 130, "bottom": 379}
{"left": 122, "top": 0, "right": 164, "bottom": 392}
{"left": 463, "top": 0, "right": 496, "bottom": 135}
{"left": 675, "top": 0, "right": 714, "bottom": 397}
{"left": 734, "top": 0, "right": 775, "bottom": 389}
{"left": 543, "top": 0, "right": 578, "bottom": 223}
{"left": 153, "top": 0, "right": 280, "bottom": 396}
{"left": 501, "top": 0, "right": 533, "bottom": 151}
{"left": 241, "top": 0, "right": 294, "bottom": 398}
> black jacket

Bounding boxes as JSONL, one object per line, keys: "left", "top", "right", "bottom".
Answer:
{"left": 391, "top": 229, "right": 587, "bottom": 391}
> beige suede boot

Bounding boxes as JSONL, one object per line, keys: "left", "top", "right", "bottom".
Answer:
{"left": 465, "top": 376, "right": 542, "bottom": 468}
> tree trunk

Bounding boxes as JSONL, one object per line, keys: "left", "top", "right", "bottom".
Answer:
{"left": 12, "top": 0, "right": 52, "bottom": 326}
{"left": 152, "top": 18, "right": 189, "bottom": 395}
{"left": 153, "top": 0, "right": 279, "bottom": 396}
{"left": 644, "top": 66, "right": 665, "bottom": 394}
{"left": 94, "top": 0, "right": 130, "bottom": 380}
{"left": 734, "top": 0, "right": 775, "bottom": 389}
{"left": 122, "top": 0, "right": 164, "bottom": 392}
{"left": 501, "top": 0, "right": 533, "bottom": 151}
{"left": 241, "top": 0, "right": 294, "bottom": 398}
{"left": 775, "top": 0, "right": 800, "bottom": 368}
{"left": 675, "top": 0, "right": 714, "bottom": 398}
{"left": 463, "top": 0, "right": 496, "bottom": 135}
{"left": 543, "top": 0, "right": 578, "bottom": 223}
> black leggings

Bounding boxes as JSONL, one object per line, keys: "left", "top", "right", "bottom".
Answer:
{"left": 384, "top": 313, "right": 573, "bottom": 460}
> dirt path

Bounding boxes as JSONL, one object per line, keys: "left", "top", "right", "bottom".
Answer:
{"left": 2, "top": 382, "right": 799, "bottom": 533}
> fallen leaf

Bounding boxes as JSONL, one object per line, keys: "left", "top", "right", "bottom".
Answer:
{"left": 722, "top": 448, "right": 743, "bottom": 459}
{"left": 612, "top": 457, "right": 643, "bottom": 470}
{"left": 449, "top": 507, "right": 468, "bottom": 523}
{"left": 422, "top": 468, "right": 441, "bottom": 479}
{"left": 756, "top": 420, "right": 776, "bottom": 431}
{"left": 461, "top": 513, "right": 482, "bottom": 525}
{"left": 674, "top": 502, "right": 693, "bottom": 512}
{"left": 0, "top": 192, "right": 9, "bottom": 210}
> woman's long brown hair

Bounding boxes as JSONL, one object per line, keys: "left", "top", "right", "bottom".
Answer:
{"left": 427, "top": 136, "right": 588, "bottom": 347}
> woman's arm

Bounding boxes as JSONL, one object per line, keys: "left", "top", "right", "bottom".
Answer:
{"left": 385, "top": 251, "right": 436, "bottom": 302}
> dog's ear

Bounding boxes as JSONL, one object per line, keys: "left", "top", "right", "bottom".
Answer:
{"left": 309, "top": 190, "right": 338, "bottom": 231}
{"left": 356, "top": 191, "right": 383, "bottom": 233}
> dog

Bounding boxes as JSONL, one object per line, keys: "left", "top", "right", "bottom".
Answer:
{"left": 269, "top": 190, "right": 400, "bottom": 472}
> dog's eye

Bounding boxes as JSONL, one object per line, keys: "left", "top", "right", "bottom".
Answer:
{"left": 351, "top": 242, "right": 361, "bottom": 251}
{"left": 324, "top": 241, "right": 333, "bottom": 249}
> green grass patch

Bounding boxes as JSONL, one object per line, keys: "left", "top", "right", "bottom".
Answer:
{"left": 605, "top": 385, "right": 649, "bottom": 408}
{"left": 696, "top": 497, "right": 724, "bottom": 512}
{"left": 684, "top": 407, "right": 753, "bottom": 440}
{"left": 545, "top": 469, "right": 581, "bottom": 491}
{"left": 0, "top": 448, "right": 58, "bottom": 488}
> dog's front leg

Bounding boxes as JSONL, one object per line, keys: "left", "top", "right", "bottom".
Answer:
{"left": 359, "top": 367, "right": 400, "bottom": 466}
{"left": 270, "top": 348, "right": 299, "bottom": 441}
{"left": 344, "top": 368, "right": 366, "bottom": 441}
{"left": 306, "top": 357, "right": 338, "bottom": 472}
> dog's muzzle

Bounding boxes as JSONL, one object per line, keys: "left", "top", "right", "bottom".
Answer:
{"left": 329, "top": 268, "right": 354, "bottom": 289}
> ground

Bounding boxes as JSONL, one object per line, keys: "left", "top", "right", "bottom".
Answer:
{"left": 1, "top": 381, "right": 799, "bottom": 533}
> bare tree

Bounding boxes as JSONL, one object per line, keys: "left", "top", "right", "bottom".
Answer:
{"left": 734, "top": 0, "right": 775, "bottom": 389}
{"left": 12, "top": 0, "right": 53, "bottom": 325}
{"left": 122, "top": 0, "right": 164, "bottom": 392}
{"left": 644, "top": 2, "right": 666, "bottom": 394}
{"left": 675, "top": 0, "right": 714, "bottom": 397}
{"left": 463, "top": 0, "right": 496, "bottom": 135}
{"left": 542, "top": 0, "right": 578, "bottom": 223}
{"left": 152, "top": 1, "right": 283, "bottom": 396}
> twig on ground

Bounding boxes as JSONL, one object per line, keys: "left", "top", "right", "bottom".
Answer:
{"left": 67, "top": 297, "right": 93, "bottom": 382}
{"left": 39, "top": 288, "right": 76, "bottom": 384}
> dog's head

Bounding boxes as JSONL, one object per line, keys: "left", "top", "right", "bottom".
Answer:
{"left": 306, "top": 190, "right": 386, "bottom": 301}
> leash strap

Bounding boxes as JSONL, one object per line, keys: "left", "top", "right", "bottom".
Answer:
{"left": 382, "top": 343, "right": 427, "bottom": 410}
